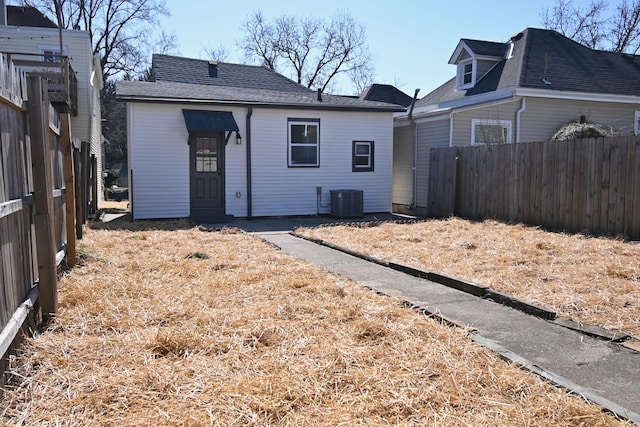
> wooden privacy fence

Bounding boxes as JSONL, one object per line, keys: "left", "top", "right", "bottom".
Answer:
{"left": 1, "top": 58, "right": 79, "bottom": 386}
{"left": 427, "top": 135, "right": 640, "bottom": 240}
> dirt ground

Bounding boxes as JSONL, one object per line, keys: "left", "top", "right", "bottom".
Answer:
{"left": 0, "top": 221, "right": 630, "bottom": 426}
{"left": 296, "top": 217, "right": 640, "bottom": 339}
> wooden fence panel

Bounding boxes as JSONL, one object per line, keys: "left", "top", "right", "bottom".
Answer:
{"left": 427, "top": 147, "right": 457, "bottom": 218}
{"left": 633, "top": 138, "right": 640, "bottom": 238}
{"left": 2, "top": 68, "right": 70, "bottom": 385}
{"left": 427, "top": 135, "right": 640, "bottom": 240}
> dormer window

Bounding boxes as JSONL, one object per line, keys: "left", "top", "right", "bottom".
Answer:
{"left": 459, "top": 60, "right": 475, "bottom": 88}
{"left": 449, "top": 38, "right": 509, "bottom": 91}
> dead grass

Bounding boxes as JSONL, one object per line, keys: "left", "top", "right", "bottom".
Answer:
{"left": 0, "top": 223, "right": 630, "bottom": 425}
{"left": 296, "top": 217, "right": 640, "bottom": 338}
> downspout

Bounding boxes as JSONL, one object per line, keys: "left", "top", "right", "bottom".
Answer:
{"left": 408, "top": 88, "right": 420, "bottom": 210}
{"left": 246, "top": 106, "right": 253, "bottom": 219}
{"left": 516, "top": 97, "right": 526, "bottom": 143}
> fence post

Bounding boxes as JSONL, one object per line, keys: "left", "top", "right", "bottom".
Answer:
{"left": 26, "top": 76, "right": 58, "bottom": 318}
{"left": 60, "top": 113, "right": 77, "bottom": 267}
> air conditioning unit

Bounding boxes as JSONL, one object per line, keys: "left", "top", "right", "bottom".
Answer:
{"left": 330, "top": 190, "right": 364, "bottom": 218}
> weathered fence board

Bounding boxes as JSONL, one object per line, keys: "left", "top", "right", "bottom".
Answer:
{"left": 427, "top": 135, "right": 640, "bottom": 240}
{"left": 1, "top": 60, "right": 78, "bottom": 387}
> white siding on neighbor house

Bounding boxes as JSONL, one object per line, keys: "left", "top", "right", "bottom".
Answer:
{"left": 0, "top": 27, "right": 97, "bottom": 143}
{"left": 392, "top": 124, "right": 413, "bottom": 208}
{"left": 415, "top": 117, "right": 451, "bottom": 214}
{"left": 127, "top": 102, "right": 247, "bottom": 219}
{"left": 0, "top": 26, "right": 103, "bottom": 199}
{"left": 451, "top": 99, "right": 521, "bottom": 146}
{"left": 249, "top": 108, "right": 393, "bottom": 217}
{"left": 519, "top": 97, "right": 640, "bottom": 142}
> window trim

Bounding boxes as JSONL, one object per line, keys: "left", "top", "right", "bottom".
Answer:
{"left": 287, "top": 118, "right": 320, "bottom": 167}
{"left": 471, "top": 119, "right": 512, "bottom": 145}
{"left": 352, "top": 140, "right": 374, "bottom": 172}
{"left": 457, "top": 58, "right": 476, "bottom": 90}
{"left": 635, "top": 111, "right": 640, "bottom": 136}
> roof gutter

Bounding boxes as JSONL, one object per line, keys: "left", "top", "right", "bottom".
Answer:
{"left": 408, "top": 88, "right": 420, "bottom": 211}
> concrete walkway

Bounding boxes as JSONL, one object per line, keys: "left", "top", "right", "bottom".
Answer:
{"left": 243, "top": 224, "right": 640, "bottom": 423}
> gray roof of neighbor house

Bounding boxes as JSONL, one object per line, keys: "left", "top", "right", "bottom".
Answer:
{"left": 359, "top": 84, "right": 412, "bottom": 108}
{"left": 6, "top": 6, "right": 57, "bottom": 28}
{"left": 459, "top": 39, "right": 509, "bottom": 57}
{"left": 117, "top": 54, "right": 404, "bottom": 112}
{"left": 418, "top": 27, "right": 640, "bottom": 108}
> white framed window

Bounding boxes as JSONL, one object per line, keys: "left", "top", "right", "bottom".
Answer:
{"left": 352, "top": 141, "right": 374, "bottom": 172}
{"left": 635, "top": 111, "right": 640, "bottom": 135}
{"left": 288, "top": 119, "right": 319, "bottom": 167}
{"left": 472, "top": 119, "right": 512, "bottom": 145}
{"left": 457, "top": 59, "right": 475, "bottom": 90}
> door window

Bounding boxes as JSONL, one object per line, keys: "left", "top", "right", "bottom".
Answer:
{"left": 195, "top": 137, "right": 218, "bottom": 172}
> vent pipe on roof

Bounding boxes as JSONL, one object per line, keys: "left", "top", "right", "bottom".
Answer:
{"left": 208, "top": 61, "right": 218, "bottom": 78}
{"left": 317, "top": 88, "right": 322, "bottom": 102}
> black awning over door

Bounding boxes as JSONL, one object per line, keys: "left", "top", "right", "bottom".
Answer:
{"left": 182, "top": 109, "right": 239, "bottom": 133}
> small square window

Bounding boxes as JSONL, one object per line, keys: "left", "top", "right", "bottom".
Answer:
{"left": 352, "top": 141, "right": 374, "bottom": 172}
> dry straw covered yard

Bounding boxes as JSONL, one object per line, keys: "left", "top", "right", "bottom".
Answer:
{"left": 0, "top": 217, "right": 632, "bottom": 425}
{"left": 296, "top": 217, "right": 640, "bottom": 339}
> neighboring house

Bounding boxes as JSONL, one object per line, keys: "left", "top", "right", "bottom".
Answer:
{"left": 0, "top": 4, "right": 104, "bottom": 205}
{"left": 359, "top": 83, "right": 413, "bottom": 107}
{"left": 116, "top": 54, "right": 403, "bottom": 221}
{"left": 394, "top": 27, "right": 640, "bottom": 216}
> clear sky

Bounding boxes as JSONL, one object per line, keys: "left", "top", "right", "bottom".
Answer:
{"left": 161, "top": 0, "right": 559, "bottom": 96}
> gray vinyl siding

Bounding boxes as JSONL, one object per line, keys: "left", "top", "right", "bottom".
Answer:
{"left": 250, "top": 109, "right": 393, "bottom": 217}
{"left": 476, "top": 59, "right": 499, "bottom": 81}
{"left": 451, "top": 99, "right": 521, "bottom": 146}
{"left": 392, "top": 124, "right": 413, "bottom": 208}
{"left": 128, "top": 102, "right": 393, "bottom": 219}
{"left": 519, "top": 97, "right": 640, "bottom": 142}
{"left": 415, "top": 117, "right": 451, "bottom": 214}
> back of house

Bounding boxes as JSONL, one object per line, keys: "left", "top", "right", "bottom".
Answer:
{"left": 117, "top": 54, "right": 404, "bottom": 221}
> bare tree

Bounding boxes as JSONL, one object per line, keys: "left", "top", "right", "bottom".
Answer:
{"left": 203, "top": 44, "right": 230, "bottom": 62}
{"left": 19, "top": 0, "right": 171, "bottom": 80}
{"left": 541, "top": 0, "right": 640, "bottom": 53}
{"left": 239, "top": 10, "right": 374, "bottom": 94}
{"left": 610, "top": 0, "right": 640, "bottom": 52}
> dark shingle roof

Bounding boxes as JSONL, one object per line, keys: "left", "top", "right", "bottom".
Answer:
{"left": 460, "top": 39, "right": 508, "bottom": 57}
{"left": 117, "top": 54, "right": 404, "bottom": 111}
{"left": 420, "top": 28, "right": 640, "bottom": 108}
{"left": 7, "top": 6, "right": 57, "bottom": 28}
{"left": 152, "top": 54, "right": 311, "bottom": 93}
{"left": 116, "top": 80, "right": 403, "bottom": 111}
{"left": 359, "top": 84, "right": 412, "bottom": 108}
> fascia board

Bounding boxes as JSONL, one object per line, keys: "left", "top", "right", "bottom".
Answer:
{"left": 448, "top": 41, "right": 471, "bottom": 64}
{"left": 439, "top": 88, "right": 515, "bottom": 110}
{"left": 514, "top": 88, "right": 640, "bottom": 104}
